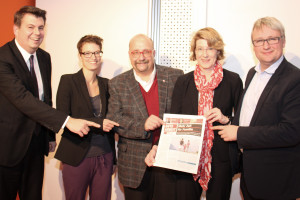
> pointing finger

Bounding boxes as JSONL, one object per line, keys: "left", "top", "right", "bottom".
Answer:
{"left": 87, "top": 121, "right": 101, "bottom": 128}
{"left": 211, "top": 125, "right": 224, "bottom": 131}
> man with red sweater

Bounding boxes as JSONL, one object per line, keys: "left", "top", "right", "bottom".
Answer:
{"left": 107, "top": 34, "right": 183, "bottom": 200}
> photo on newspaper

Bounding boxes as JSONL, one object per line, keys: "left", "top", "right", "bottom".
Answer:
{"left": 153, "top": 113, "right": 206, "bottom": 174}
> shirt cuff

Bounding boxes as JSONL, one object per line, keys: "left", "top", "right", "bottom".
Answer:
{"left": 61, "top": 116, "right": 70, "bottom": 129}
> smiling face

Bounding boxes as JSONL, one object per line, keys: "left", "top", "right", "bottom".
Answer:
{"left": 252, "top": 25, "right": 285, "bottom": 71}
{"left": 128, "top": 35, "right": 155, "bottom": 78}
{"left": 14, "top": 13, "right": 45, "bottom": 54}
{"left": 80, "top": 42, "right": 102, "bottom": 72}
{"left": 195, "top": 39, "right": 219, "bottom": 71}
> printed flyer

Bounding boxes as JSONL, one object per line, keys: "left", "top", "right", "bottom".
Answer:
{"left": 153, "top": 113, "right": 206, "bottom": 174}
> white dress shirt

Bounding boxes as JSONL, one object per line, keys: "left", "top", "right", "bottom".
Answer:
{"left": 15, "top": 39, "right": 70, "bottom": 129}
{"left": 15, "top": 40, "right": 44, "bottom": 101}
{"left": 133, "top": 65, "right": 156, "bottom": 92}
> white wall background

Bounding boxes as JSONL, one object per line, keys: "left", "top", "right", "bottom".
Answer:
{"left": 36, "top": 0, "right": 300, "bottom": 199}
{"left": 205, "top": 0, "right": 300, "bottom": 82}
{"left": 37, "top": 0, "right": 150, "bottom": 199}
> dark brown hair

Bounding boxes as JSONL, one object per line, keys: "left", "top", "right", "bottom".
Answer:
{"left": 77, "top": 35, "right": 103, "bottom": 53}
{"left": 14, "top": 6, "right": 46, "bottom": 27}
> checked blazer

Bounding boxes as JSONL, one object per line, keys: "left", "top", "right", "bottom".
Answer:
{"left": 107, "top": 65, "right": 183, "bottom": 188}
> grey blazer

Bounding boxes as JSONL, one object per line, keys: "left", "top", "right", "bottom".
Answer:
{"left": 107, "top": 65, "right": 183, "bottom": 188}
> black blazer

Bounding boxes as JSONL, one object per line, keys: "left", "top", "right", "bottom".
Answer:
{"left": 54, "top": 70, "right": 116, "bottom": 166}
{"left": 0, "top": 40, "right": 67, "bottom": 167}
{"left": 171, "top": 69, "right": 243, "bottom": 175}
{"left": 234, "top": 58, "right": 300, "bottom": 199}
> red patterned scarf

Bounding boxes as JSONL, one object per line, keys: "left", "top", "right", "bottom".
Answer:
{"left": 193, "top": 61, "right": 223, "bottom": 190}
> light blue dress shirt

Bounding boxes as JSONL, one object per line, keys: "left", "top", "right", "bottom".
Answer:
{"left": 239, "top": 56, "right": 284, "bottom": 126}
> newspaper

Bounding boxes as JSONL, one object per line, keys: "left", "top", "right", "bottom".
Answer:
{"left": 153, "top": 113, "right": 206, "bottom": 174}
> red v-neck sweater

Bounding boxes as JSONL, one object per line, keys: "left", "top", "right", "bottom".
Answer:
{"left": 139, "top": 76, "right": 160, "bottom": 145}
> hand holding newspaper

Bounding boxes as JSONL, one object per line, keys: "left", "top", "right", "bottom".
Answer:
{"left": 153, "top": 113, "right": 206, "bottom": 174}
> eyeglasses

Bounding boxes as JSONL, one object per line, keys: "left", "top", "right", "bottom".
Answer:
{"left": 130, "top": 50, "right": 153, "bottom": 58}
{"left": 196, "top": 47, "right": 216, "bottom": 54}
{"left": 252, "top": 36, "right": 284, "bottom": 47}
{"left": 80, "top": 51, "right": 103, "bottom": 58}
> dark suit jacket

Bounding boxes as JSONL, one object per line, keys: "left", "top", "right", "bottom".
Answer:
{"left": 234, "top": 58, "right": 300, "bottom": 199}
{"left": 54, "top": 70, "right": 116, "bottom": 166}
{"left": 171, "top": 69, "right": 243, "bottom": 175}
{"left": 0, "top": 40, "right": 67, "bottom": 167}
{"left": 107, "top": 65, "right": 183, "bottom": 188}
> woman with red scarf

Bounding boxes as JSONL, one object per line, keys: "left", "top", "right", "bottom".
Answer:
{"left": 145, "top": 27, "right": 243, "bottom": 200}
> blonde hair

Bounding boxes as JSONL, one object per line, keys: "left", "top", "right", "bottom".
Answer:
{"left": 190, "top": 27, "right": 225, "bottom": 61}
{"left": 251, "top": 17, "right": 285, "bottom": 40}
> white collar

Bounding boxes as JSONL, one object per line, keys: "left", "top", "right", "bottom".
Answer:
{"left": 133, "top": 65, "right": 156, "bottom": 85}
{"left": 255, "top": 55, "right": 284, "bottom": 75}
{"left": 133, "top": 65, "right": 156, "bottom": 92}
{"left": 15, "top": 39, "right": 37, "bottom": 63}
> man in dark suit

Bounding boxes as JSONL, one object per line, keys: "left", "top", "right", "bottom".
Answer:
{"left": 213, "top": 17, "right": 300, "bottom": 199}
{"left": 107, "top": 34, "right": 183, "bottom": 200}
{"left": 0, "top": 6, "right": 100, "bottom": 200}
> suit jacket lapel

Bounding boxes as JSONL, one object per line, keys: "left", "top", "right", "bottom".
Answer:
{"left": 74, "top": 70, "right": 94, "bottom": 114}
{"left": 250, "top": 59, "right": 286, "bottom": 126}
{"left": 188, "top": 72, "right": 198, "bottom": 115}
{"left": 156, "top": 65, "right": 169, "bottom": 118}
{"left": 36, "top": 49, "right": 49, "bottom": 101}
{"left": 126, "top": 69, "right": 149, "bottom": 119}
{"left": 213, "top": 76, "right": 223, "bottom": 110}
{"left": 9, "top": 40, "right": 40, "bottom": 98}
{"left": 9, "top": 40, "right": 30, "bottom": 74}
